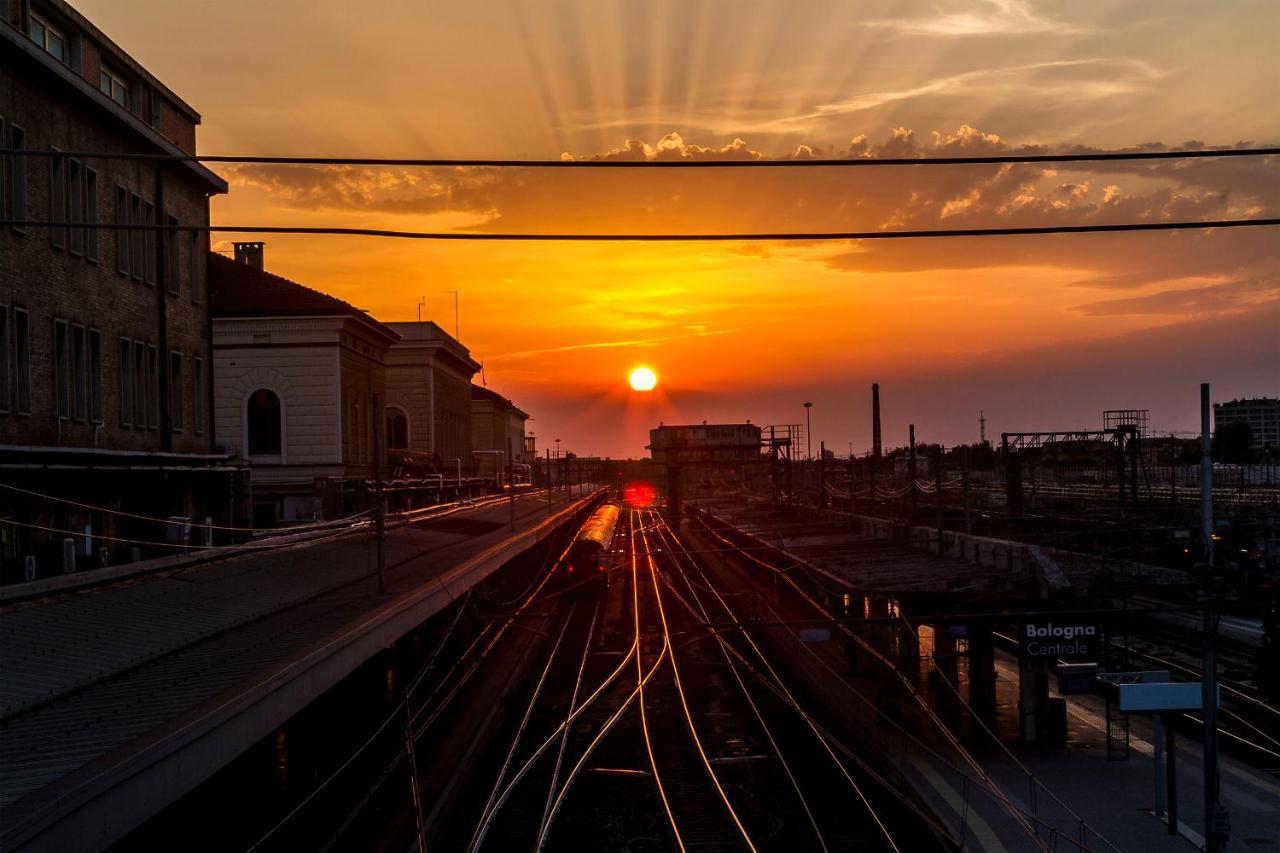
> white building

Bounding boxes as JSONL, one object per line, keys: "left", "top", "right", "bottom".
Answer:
{"left": 384, "top": 321, "right": 481, "bottom": 471}
{"left": 210, "top": 246, "right": 399, "bottom": 524}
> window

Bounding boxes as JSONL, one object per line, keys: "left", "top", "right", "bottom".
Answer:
{"left": 129, "top": 193, "right": 142, "bottom": 279}
{"left": 85, "top": 169, "right": 98, "bottom": 261}
{"left": 146, "top": 344, "right": 159, "bottom": 428}
{"left": 14, "top": 310, "right": 30, "bottom": 414}
{"left": 28, "top": 14, "right": 68, "bottom": 64}
{"left": 386, "top": 408, "right": 409, "bottom": 450}
{"left": 114, "top": 186, "right": 128, "bottom": 274}
{"left": 189, "top": 230, "right": 202, "bottom": 303}
{"left": 89, "top": 330, "right": 102, "bottom": 423}
{"left": 9, "top": 125, "right": 25, "bottom": 231}
{"left": 98, "top": 67, "right": 128, "bottom": 107}
{"left": 68, "top": 159, "right": 83, "bottom": 255}
{"left": 169, "top": 351, "right": 183, "bottom": 431}
{"left": 0, "top": 305, "right": 8, "bottom": 414}
{"left": 53, "top": 319, "right": 69, "bottom": 419}
{"left": 192, "top": 353, "right": 204, "bottom": 432}
{"left": 247, "top": 389, "right": 283, "bottom": 457}
{"left": 71, "top": 324, "right": 86, "bottom": 421}
{"left": 133, "top": 340, "right": 145, "bottom": 427}
{"left": 49, "top": 149, "right": 65, "bottom": 249}
{"left": 118, "top": 337, "right": 132, "bottom": 426}
{"left": 165, "top": 215, "right": 180, "bottom": 295}
{"left": 143, "top": 201, "right": 156, "bottom": 285}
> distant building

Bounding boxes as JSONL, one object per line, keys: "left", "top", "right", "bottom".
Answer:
{"left": 1214, "top": 397, "right": 1280, "bottom": 447}
{"left": 471, "top": 385, "right": 530, "bottom": 478}
{"left": 1, "top": 2, "right": 233, "bottom": 582}
{"left": 647, "top": 423, "right": 762, "bottom": 464}
{"left": 210, "top": 245, "right": 400, "bottom": 524}
{"left": 384, "top": 321, "right": 480, "bottom": 472}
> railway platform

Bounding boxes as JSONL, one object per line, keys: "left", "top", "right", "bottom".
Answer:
{"left": 984, "top": 650, "right": 1280, "bottom": 853}
{"left": 0, "top": 489, "right": 594, "bottom": 852}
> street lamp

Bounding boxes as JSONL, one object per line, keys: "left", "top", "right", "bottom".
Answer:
{"left": 803, "top": 402, "right": 813, "bottom": 460}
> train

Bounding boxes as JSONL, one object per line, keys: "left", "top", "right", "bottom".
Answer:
{"left": 567, "top": 503, "right": 621, "bottom": 583}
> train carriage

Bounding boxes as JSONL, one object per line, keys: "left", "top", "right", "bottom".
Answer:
{"left": 568, "top": 504, "right": 621, "bottom": 582}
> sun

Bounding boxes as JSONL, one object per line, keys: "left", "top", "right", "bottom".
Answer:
{"left": 628, "top": 366, "right": 658, "bottom": 392}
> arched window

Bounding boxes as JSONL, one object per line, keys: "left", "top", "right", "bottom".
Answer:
{"left": 386, "top": 407, "right": 409, "bottom": 450}
{"left": 246, "top": 388, "right": 282, "bottom": 456}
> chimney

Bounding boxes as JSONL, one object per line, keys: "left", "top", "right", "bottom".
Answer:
{"left": 871, "top": 383, "right": 882, "bottom": 461}
{"left": 233, "top": 241, "right": 265, "bottom": 269}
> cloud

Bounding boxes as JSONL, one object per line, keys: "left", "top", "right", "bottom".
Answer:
{"left": 222, "top": 124, "right": 1279, "bottom": 301}
{"left": 1072, "top": 277, "right": 1280, "bottom": 316}
{"left": 863, "top": 0, "right": 1085, "bottom": 37}
{"left": 563, "top": 131, "right": 766, "bottom": 162}
{"left": 766, "top": 59, "right": 1161, "bottom": 130}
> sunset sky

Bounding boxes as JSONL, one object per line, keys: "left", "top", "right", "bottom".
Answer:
{"left": 82, "top": 0, "right": 1278, "bottom": 457}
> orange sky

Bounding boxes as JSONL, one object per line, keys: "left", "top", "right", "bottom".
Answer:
{"left": 82, "top": 0, "right": 1279, "bottom": 456}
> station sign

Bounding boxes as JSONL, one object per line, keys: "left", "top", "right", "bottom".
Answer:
{"left": 1020, "top": 620, "right": 1099, "bottom": 659}
{"left": 1117, "top": 682, "right": 1219, "bottom": 712}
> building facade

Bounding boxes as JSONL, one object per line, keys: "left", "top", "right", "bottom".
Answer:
{"left": 1214, "top": 397, "right": 1280, "bottom": 448}
{"left": 384, "top": 321, "right": 480, "bottom": 473}
{"left": 471, "top": 384, "right": 530, "bottom": 479}
{"left": 210, "top": 247, "right": 399, "bottom": 524}
{"left": 0, "top": 1, "right": 232, "bottom": 582}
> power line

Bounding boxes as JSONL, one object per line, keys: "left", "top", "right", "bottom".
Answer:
{"left": 1, "top": 147, "right": 1276, "bottom": 167}
{"left": 1, "top": 218, "right": 1276, "bottom": 241}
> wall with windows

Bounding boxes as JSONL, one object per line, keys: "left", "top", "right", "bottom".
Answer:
{"left": 0, "top": 9, "right": 219, "bottom": 453}
{"left": 212, "top": 323, "right": 342, "bottom": 475}
{"left": 384, "top": 321, "right": 481, "bottom": 463}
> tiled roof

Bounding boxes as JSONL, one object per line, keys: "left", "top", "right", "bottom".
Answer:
{"left": 208, "top": 255, "right": 398, "bottom": 341}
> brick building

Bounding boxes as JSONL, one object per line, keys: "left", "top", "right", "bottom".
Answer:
{"left": 0, "top": 1, "right": 234, "bottom": 582}
{"left": 383, "top": 321, "right": 480, "bottom": 475}
{"left": 210, "top": 246, "right": 400, "bottom": 524}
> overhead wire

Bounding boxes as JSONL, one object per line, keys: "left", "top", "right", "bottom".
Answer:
{"left": 0, "top": 218, "right": 1275, "bottom": 241}
{"left": 3, "top": 146, "right": 1276, "bottom": 166}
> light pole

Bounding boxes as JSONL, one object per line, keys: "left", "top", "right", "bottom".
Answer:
{"left": 555, "top": 438, "right": 561, "bottom": 492}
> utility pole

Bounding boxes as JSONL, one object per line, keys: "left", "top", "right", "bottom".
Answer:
{"left": 818, "top": 441, "right": 826, "bottom": 509}
{"left": 507, "top": 436, "right": 516, "bottom": 530}
{"left": 1200, "top": 382, "right": 1229, "bottom": 852}
{"left": 908, "top": 424, "right": 917, "bottom": 524}
{"left": 871, "top": 384, "right": 881, "bottom": 512}
{"left": 961, "top": 446, "right": 972, "bottom": 534}
{"left": 979, "top": 409, "right": 987, "bottom": 445}
{"left": 935, "top": 445, "right": 944, "bottom": 552}
{"left": 848, "top": 451, "right": 856, "bottom": 527}
{"left": 546, "top": 447, "right": 552, "bottom": 513}
{"left": 373, "top": 392, "right": 386, "bottom": 594}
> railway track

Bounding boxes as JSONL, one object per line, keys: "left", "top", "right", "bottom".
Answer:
{"left": 456, "top": 505, "right": 946, "bottom": 851}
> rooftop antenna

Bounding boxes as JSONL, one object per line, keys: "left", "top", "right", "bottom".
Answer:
{"left": 979, "top": 409, "right": 987, "bottom": 444}
{"left": 416, "top": 296, "right": 426, "bottom": 322}
{"left": 442, "top": 290, "right": 460, "bottom": 340}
